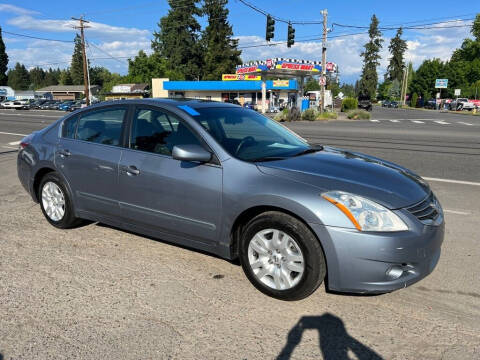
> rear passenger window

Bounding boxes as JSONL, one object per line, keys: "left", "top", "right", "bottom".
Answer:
{"left": 76, "top": 108, "right": 126, "bottom": 146}
{"left": 62, "top": 115, "right": 78, "bottom": 139}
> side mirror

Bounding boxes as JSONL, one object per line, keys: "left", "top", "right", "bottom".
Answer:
{"left": 172, "top": 144, "right": 212, "bottom": 163}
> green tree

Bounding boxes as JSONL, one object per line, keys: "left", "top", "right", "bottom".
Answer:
{"left": 409, "top": 58, "right": 445, "bottom": 99}
{"left": 358, "top": 15, "right": 383, "bottom": 100}
{"left": 387, "top": 28, "right": 407, "bottom": 82}
{"left": 59, "top": 69, "right": 73, "bottom": 85}
{"left": 44, "top": 68, "right": 61, "bottom": 86}
{"left": 377, "top": 80, "right": 392, "bottom": 100}
{"left": 151, "top": 0, "right": 203, "bottom": 80}
{"left": 472, "top": 13, "right": 480, "bottom": 41}
{"left": 0, "top": 27, "right": 8, "bottom": 85}
{"left": 127, "top": 51, "right": 179, "bottom": 83}
{"left": 304, "top": 78, "right": 321, "bottom": 94}
{"left": 70, "top": 34, "right": 85, "bottom": 85}
{"left": 388, "top": 79, "right": 401, "bottom": 99}
{"left": 202, "top": 0, "right": 241, "bottom": 80}
{"left": 340, "top": 83, "right": 356, "bottom": 98}
{"left": 29, "top": 67, "right": 46, "bottom": 89}
{"left": 7, "top": 63, "right": 29, "bottom": 90}
{"left": 89, "top": 66, "right": 114, "bottom": 88}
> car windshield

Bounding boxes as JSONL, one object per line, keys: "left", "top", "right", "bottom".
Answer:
{"left": 193, "top": 107, "right": 312, "bottom": 162}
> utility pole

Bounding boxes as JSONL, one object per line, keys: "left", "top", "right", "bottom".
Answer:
{"left": 320, "top": 9, "right": 328, "bottom": 114}
{"left": 72, "top": 16, "right": 90, "bottom": 106}
{"left": 400, "top": 67, "right": 407, "bottom": 106}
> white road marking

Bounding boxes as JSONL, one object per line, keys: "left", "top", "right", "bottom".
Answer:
{"left": 8, "top": 140, "right": 20, "bottom": 146}
{"left": 0, "top": 112, "right": 60, "bottom": 118}
{"left": 370, "top": 120, "right": 380, "bottom": 122}
{"left": 444, "top": 209, "right": 471, "bottom": 215}
{"left": 390, "top": 120, "right": 399, "bottom": 123}
{"left": 412, "top": 120, "right": 424, "bottom": 124}
{"left": 434, "top": 120, "right": 450, "bottom": 125}
{"left": 2, "top": 145, "right": 18, "bottom": 150}
{"left": 423, "top": 177, "right": 480, "bottom": 186}
{"left": 458, "top": 122, "right": 473, "bottom": 126}
{"left": 0, "top": 131, "right": 27, "bottom": 136}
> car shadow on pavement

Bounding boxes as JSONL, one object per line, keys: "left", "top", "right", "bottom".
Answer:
{"left": 276, "top": 313, "right": 383, "bottom": 360}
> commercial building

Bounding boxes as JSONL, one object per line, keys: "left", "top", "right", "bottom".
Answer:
{"left": 37, "top": 85, "right": 100, "bottom": 100}
{"left": 104, "top": 83, "right": 150, "bottom": 100}
{"left": 152, "top": 78, "right": 298, "bottom": 110}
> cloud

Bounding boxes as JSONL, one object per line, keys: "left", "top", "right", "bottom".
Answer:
{"left": 7, "top": 15, "right": 150, "bottom": 42}
{"left": 0, "top": 3, "right": 38, "bottom": 15}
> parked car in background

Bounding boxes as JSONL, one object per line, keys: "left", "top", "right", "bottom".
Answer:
{"left": 358, "top": 97, "right": 372, "bottom": 111}
{"left": 17, "top": 99, "right": 444, "bottom": 300}
{"left": 58, "top": 101, "right": 74, "bottom": 111}
{"left": 2, "top": 100, "right": 30, "bottom": 110}
{"left": 243, "top": 102, "right": 256, "bottom": 110}
{"left": 381, "top": 100, "right": 391, "bottom": 107}
{"left": 389, "top": 101, "right": 399, "bottom": 108}
{"left": 424, "top": 99, "right": 436, "bottom": 109}
{"left": 449, "top": 98, "right": 475, "bottom": 111}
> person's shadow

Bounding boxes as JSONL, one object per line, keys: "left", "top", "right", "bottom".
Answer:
{"left": 276, "top": 313, "right": 383, "bottom": 360}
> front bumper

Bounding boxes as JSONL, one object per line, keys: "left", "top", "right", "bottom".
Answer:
{"left": 309, "top": 220, "right": 444, "bottom": 294}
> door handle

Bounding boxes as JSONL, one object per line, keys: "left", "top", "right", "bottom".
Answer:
{"left": 58, "top": 149, "right": 71, "bottom": 157}
{"left": 124, "top": 165, "right": 140, "bottom": 176}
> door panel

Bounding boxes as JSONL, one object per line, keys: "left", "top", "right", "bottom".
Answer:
{"left": 117, "top": 106, "right": 223, "bottom": 245}
{"left": 55, "top": 107, "right": 127, "bottom": 218}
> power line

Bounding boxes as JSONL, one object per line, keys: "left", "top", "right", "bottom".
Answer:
{"left": 332, "top": 18, "right": 474, "bottom": 31}
{"left": 86, "top": 40, "right": 125, "bottom": 64}
{"left": 237, "top": 0, "right": 322, "bottom": 25}
{"left": 2, "top": 30, "right": 74, "bottom": 43}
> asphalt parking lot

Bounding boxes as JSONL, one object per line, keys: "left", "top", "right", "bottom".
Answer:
{"left": 1, "top": 107, "right": 479, "bottom": 359}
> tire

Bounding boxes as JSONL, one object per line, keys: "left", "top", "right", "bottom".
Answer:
{"left": 38, "top": 172, "right": 83, "bottom": 229}
{"left": 239, "top": 211, "right": 326, "bottom": 301}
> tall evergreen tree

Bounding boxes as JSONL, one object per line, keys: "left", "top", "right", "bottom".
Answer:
{"left": 70, "top": 34, "right": 85, "bottom": 85}
{"left": 29, "top": 67, "right": 46, "bottom": 89}
{"left": 151, "top": 0, "right": 203, "bottom": 80}
{"left": 202, "top": 0, "right": 241, "bottom": 80}
{"left": 0, "top": 27, "right": 8, "bottom": 85}
{"left": 358, "top": 15, "right": 383, "bottom": 100}
{"left": 59, "top": 69, "right": 73, "bottom": 85}
{"left": 44, "top": 68, "right": 61, "bottom": 86}
{"left": 386, "top": 28, "right": 407, "bottom": 82}
{"left": 7, "top": 63, "right": 30, "bottom": 90}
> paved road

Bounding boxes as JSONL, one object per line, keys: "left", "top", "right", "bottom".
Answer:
{"left": 1, "top": 107, "right": 479, "bottom": 359}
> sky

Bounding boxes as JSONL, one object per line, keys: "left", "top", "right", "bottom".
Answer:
{"left": 0, "top": 0, "right": 478, "bottom": 84}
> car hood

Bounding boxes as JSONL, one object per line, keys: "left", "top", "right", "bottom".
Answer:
{"left": 257, "top": 146, "right": 430, "bottom": 209}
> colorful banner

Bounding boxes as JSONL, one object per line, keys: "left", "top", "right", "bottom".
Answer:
{"left": 222, "top": 74, "right": 261, "bottom": 81}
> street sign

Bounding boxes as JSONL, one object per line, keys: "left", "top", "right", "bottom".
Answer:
{"left": 319, "top": 76, "right": 326, "bottom": 86}
{"left": 435, "top": 79, "right": 448, "bottom": 89}
{"left": 454, "top": 89, "right": 461, "bottom": 96}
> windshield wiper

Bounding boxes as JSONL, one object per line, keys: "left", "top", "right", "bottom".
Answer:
{"left": 251, "top": 156, "right": 287, "bottom": 162}
{"left": 292, "top": 145, "right": 324, "bottom": 157}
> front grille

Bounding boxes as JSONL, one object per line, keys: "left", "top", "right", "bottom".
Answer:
{"left": 405, "top": 193, "right": 441, "bottom": 224}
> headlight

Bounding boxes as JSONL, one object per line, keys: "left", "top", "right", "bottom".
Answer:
{"left": 322, "top": 191, "right": 408, "bottom": 232}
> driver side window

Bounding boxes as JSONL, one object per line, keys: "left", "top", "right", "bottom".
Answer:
{"left": 130, "top": 107, "right": 202, "bottom": 156}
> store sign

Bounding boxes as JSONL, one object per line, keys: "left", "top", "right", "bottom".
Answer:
{"left": 222, "top": 74, "right": 260, "bottom": 81}
{"left": 236, "top": 66, "right": 259, "bottom": 74}
{"left": 273, "top": 80, "right": 289, "bottom": 87}
{"left": 277, "top": 62, "right": 315, "bottom": 71}
{"left": 435, "top": 79, "right": 448, "bottom": 89}
{"left": 326, "top": 62, "right": 334, "bottom": 71}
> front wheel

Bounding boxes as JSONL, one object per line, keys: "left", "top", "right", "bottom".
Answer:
{"left": 239, "top": 211, "right": 326, "bottom": 301}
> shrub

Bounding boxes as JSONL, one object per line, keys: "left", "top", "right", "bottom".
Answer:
{"left": 341, "top": 97, "right": 358, "bottom": 112}
{"left": 411, "top": 93, "right": 418, "bottom": 108}
{"left": 346, "top": 109, "right": 371, "bottom": 120}
{"left": 273, "top": 112, "right": 286, "bottom": 121}
{"left": 287, "top": 107, "right": 301, "bottom": 122}
{"left": 316, "top": 111, "right": 338, "bottom": 120}
{"left": 301, "top": 108, "right": 317, "bottom": 121}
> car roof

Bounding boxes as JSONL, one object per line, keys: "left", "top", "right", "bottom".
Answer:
{"left": 90, "top": 98, "right": 238, "bottom": 110}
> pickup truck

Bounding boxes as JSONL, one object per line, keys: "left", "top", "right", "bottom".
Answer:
{"left": 449, "top": 98, "right": 476, "bottom": 111}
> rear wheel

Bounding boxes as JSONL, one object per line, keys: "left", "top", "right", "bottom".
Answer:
{"left": 39, "top": 172, "right": 83, "bottom": 229}
{"left": 239, "top": 211, "right": 326, "bottom": 301}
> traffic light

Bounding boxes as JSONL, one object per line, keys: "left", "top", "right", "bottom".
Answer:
{"left": 287, "top": 23, "right": 295, "bottom": 48}
{"left": 266, "top": 15, "right": 275, "bottom": 41}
